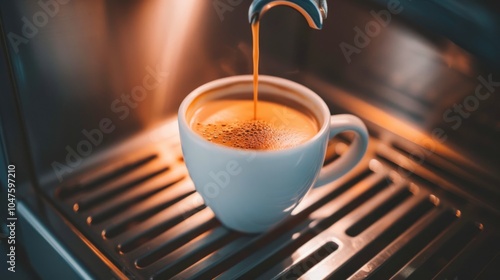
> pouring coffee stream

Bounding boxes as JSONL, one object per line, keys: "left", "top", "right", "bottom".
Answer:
{"left": 248, "top": 0, "right": 328, "bottom": 119}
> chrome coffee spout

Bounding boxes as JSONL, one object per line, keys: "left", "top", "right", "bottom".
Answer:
{"left": 249, "top": 0, "right": 328, "bottom": 29}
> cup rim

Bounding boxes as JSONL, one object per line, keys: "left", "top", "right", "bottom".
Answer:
{"left": 178, "top": 75, "right": 331, "bottom": 155}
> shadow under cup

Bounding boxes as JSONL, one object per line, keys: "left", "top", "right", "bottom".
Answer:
{"left": 178, "top": 75, "right": 332, "bottom": 233}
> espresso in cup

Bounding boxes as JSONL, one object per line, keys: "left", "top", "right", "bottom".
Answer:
{"left": 190, "top": 99, "right": 318, "bottom": 150}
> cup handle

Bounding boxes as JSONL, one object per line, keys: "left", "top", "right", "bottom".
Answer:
{"left": 314, "top": 114, "right": 369, "bottom": 187}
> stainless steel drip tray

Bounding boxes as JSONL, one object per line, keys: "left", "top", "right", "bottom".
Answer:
{"left": 31, "top": 113, "right": 500, "bottom": 280}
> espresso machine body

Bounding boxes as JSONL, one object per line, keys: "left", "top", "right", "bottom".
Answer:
{"left": 1, "top": 0, "right": 499, "bottom": 279}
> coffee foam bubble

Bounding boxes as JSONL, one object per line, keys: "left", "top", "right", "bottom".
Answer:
{"left": 195, "top": 119, "right": 311, "bottom": 150}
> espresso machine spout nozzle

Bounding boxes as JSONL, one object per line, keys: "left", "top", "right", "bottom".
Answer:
{"left": 249, "top": 0, "right": 328, "bottom": 29}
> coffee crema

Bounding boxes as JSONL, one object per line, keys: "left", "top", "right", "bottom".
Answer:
{"left": 191, "top": 99, "right": 318, "bottom": 150}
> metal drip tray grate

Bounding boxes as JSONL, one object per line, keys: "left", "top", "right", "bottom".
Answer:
{"left": 51, "top": 129, "right": 500, "bottom": 279}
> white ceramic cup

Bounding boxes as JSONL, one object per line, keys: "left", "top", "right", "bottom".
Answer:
{"left": 178, "top": 75, "right": 368, "bottom": 233}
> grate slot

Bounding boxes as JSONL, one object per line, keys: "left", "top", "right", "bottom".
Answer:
{"left": 110, "top": 202, "right": 205, "bottom": 246}
{"left": 391, "top": 143, "right": 467, "bottom": 184}
{"left": 278, "top": 241, "right": 339, "bottom": 279}
{"left": 86, "top": 176, "right": 186, "bottom": 225}
{"left": 103, "top": 193, "right": 204, "bottom": 239}
{"left": 405, "top": 222, "right": 482, "bottom": 280}
{"left": 438, "top": 235, "right": 500, "bottom": 280}
{"left": 171, "top": 234, "right": 258, "bottom": 280}
{"left": 150, "top": 229, "right": 241, "bottom": 279}
{"left": 74, "top": 166, "right": 170, "bottom": 212}
{"left": 476, "top": 252, "right": 500, "bottom": 280}
{"left": 108, "top": 193, "right": 204, "bottom": 251}
{"left": 346, "top": 187, "right": 413, "bottom": 237}
{"left": 376, "top": 145, "right": 500, "bottom": 214}
{"left": 118, "top": 208, "right": 215, "bottom": 255}
{"left": 326, "top": 198, "right": 435, "bottom": 279}
{"left": 192, "top": 221, "right": 312, "bottom": 280}
{"left": 57, "top": 154, "right": 158, "bottom": 199}
{"left": 237, "top": 231, "right": 318, "bottom": 279}
{"left": 364, "top": 209, "right": 458, "bottom": 279}
{"left": 135, "top": 219, "right": 222, "bottom": 268}
{"left": 376, "top": 153, "right": 467, "bottom": 204}
{"left": 298, "top": 168, "right": 373, "bottom": 213}
{"left": 314, "top": 176, "right": 392, "bottom": 231}
{"left": 118, "top": 194, "right": 208, "bottom": 254}
{"left": 391, "top": 142, "right": 499, "bottom": 195}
